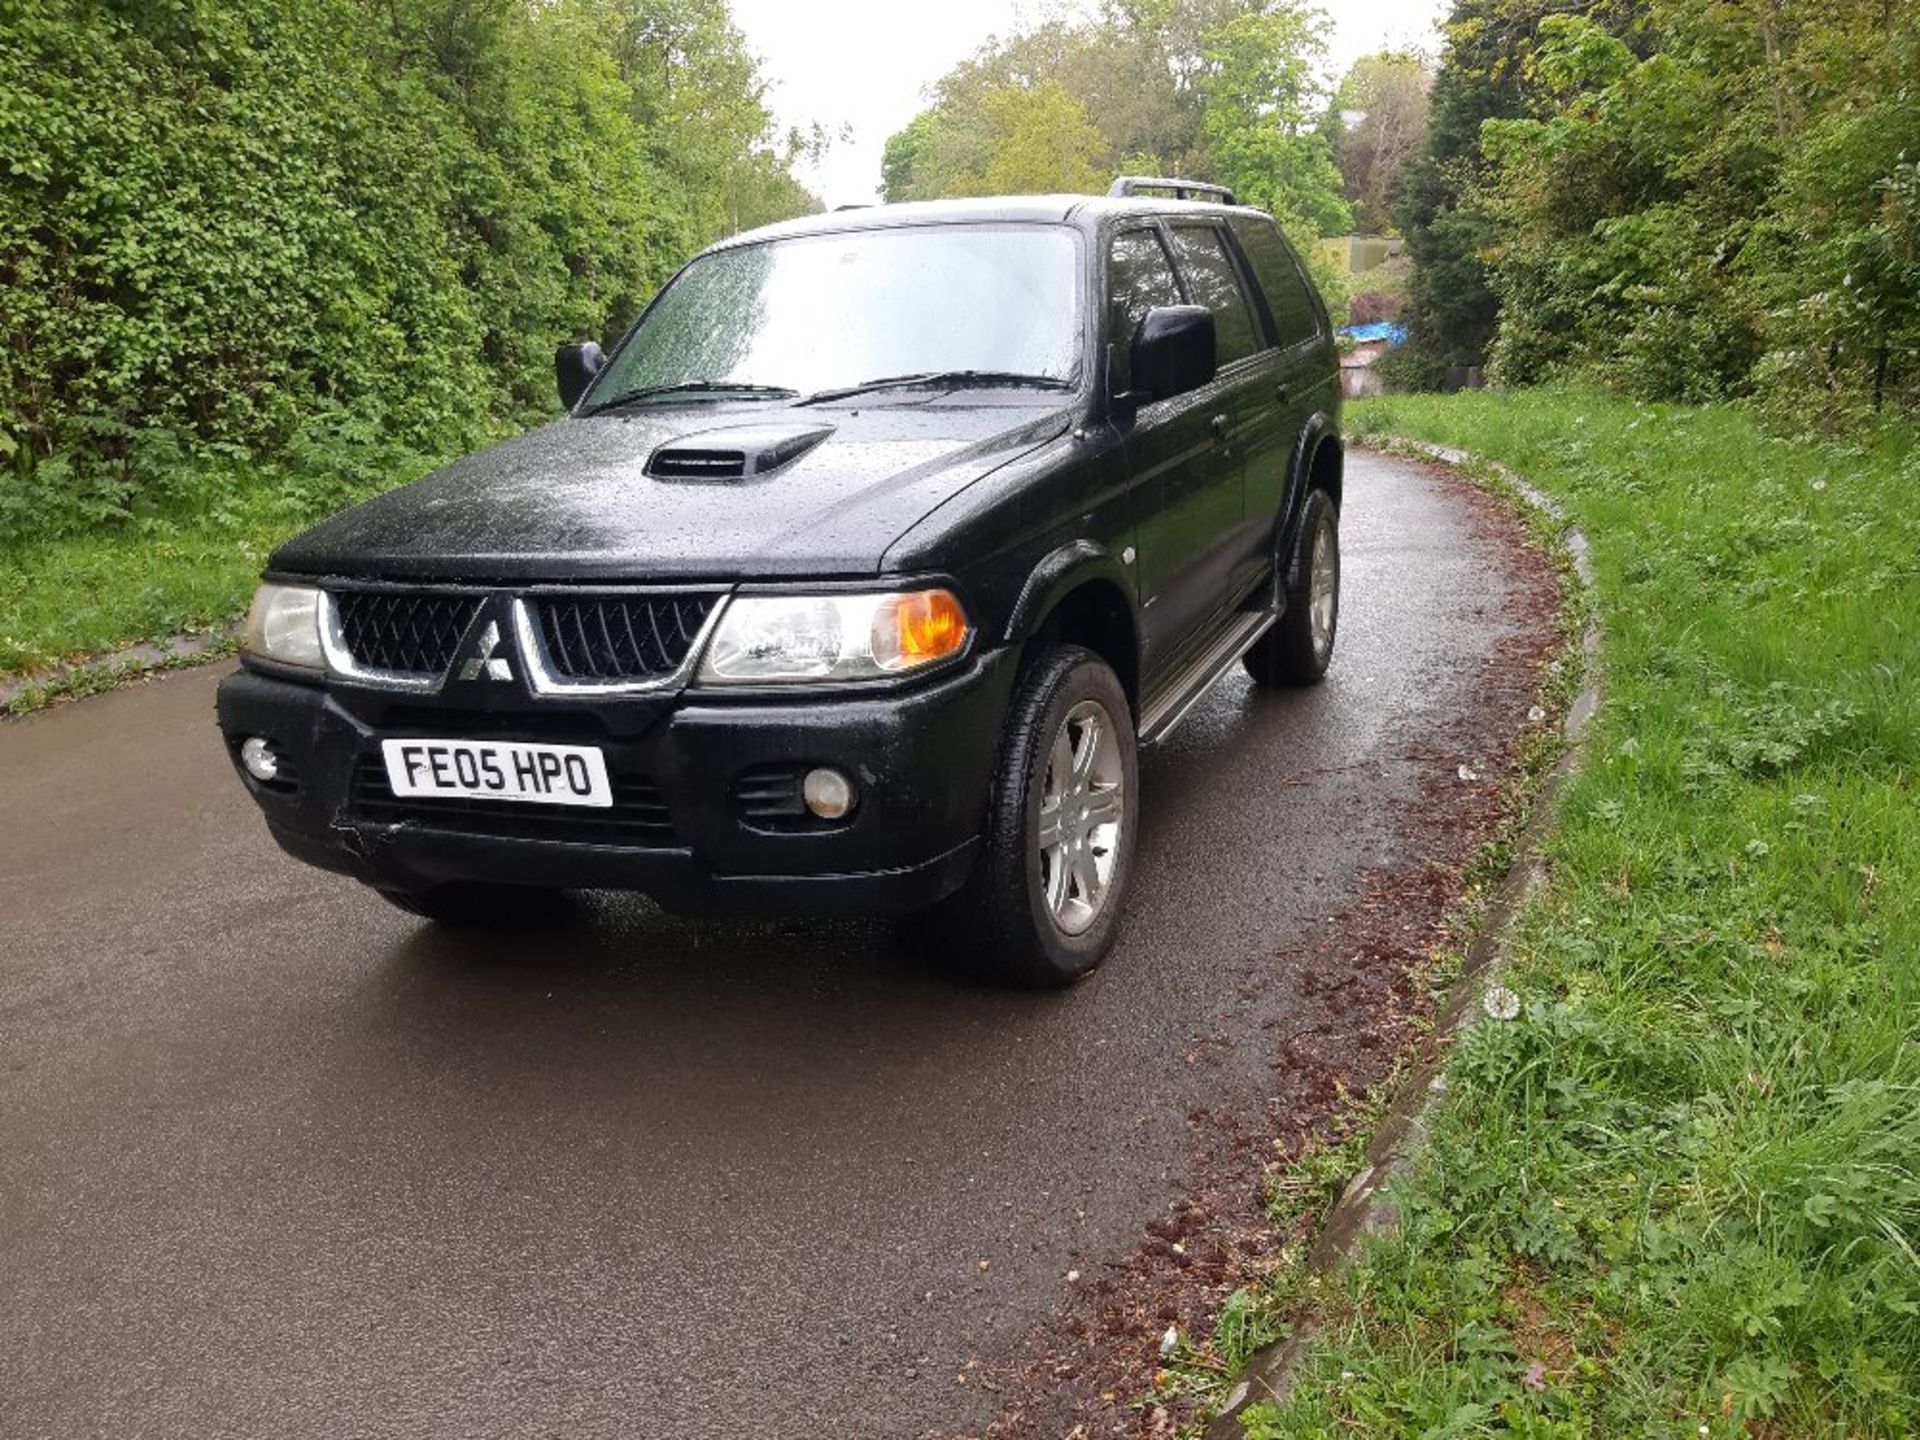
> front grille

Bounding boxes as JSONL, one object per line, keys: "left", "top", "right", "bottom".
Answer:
{"left": 333, "top": 591, "right": 482, "bottom": 677}
{"left": 348, "top": 756, "right": 676, "bottom": 847}
{"left": 531, "top": 594, "right": 720, "bottom": 683}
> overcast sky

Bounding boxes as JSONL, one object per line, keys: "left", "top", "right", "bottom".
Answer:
{"left": 729, "top": 0, "right": 1451, "bottom": 207}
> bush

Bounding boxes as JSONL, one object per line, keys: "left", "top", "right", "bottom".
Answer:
{"left": 1404, "top": 3, "right": 1920, "bottom": 421}
{"left": 0, "top": 0, "right": 815, "bottom": 546}
{"left": 1348, "top": 290, "right": 1402, "bottom": 326}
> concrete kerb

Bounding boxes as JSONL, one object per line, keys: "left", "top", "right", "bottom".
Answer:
{"left": 1205, "top": 440, "right": 1603, "bottom": 1435}
{"left": 0, "top": 624, "right": 242, "bottom": 715}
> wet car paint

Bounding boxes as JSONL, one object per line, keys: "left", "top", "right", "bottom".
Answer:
{"left": 271, "top": 397, "right": 1076, "bottom": 584}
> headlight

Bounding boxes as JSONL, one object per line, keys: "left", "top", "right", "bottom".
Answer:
{"left": 243, "top": 582, "right": 325, "bottom": 669}
{"left": 697, "top": 588, "right": 971, "bottom": 684}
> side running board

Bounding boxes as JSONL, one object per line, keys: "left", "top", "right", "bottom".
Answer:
{"left": 1137, "top": 611, "right": 1276, "bottom": 744}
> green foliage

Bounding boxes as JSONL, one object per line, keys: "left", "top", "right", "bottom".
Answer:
{"left": 1247, "top": 389, "right": 1920, "bottom": 1436}
{"left": 1398, "top": 0, "right": 1920, "bottom": 420}
{"left": 877, "top": 0, "right": 1350, "bottom": 255}
{"left": 1199, "top": 6, "right": 1350, "bottom": 237}
{"left": 0, "top": 418, "right": 439, "bottom": 676}
{"left": 0, "top": 0, "right": 815, "bottom": 547}
{"left": 1326, "top": 51, "right": 1433, "bottom": 235}
{"left": 880, "top": 78, "right": 1108, "bottom": 199}
{"left": 877, "top": 17, "right": 1142, "bottom": 202}
{"left": 1393, "top": 0, "right": 1643, "bottom": 383}
{"left": 983, "top": 83, "right": 1111, "bottom": 195}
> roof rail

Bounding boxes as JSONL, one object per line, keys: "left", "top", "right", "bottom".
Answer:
{"left": 1108, "top": 176, "right": 1238, "bottom": 205}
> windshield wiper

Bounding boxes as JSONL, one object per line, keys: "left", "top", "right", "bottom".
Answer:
{"left": 795, "top": 371, "right": 1073, "bottom": 406}
{"left": 584, "top": 380, "right": 798, "bottom": 414}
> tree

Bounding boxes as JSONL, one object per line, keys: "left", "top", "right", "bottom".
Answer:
{"left": 1391, "top": 0, "right": 1643, "bottom": 386}
{"left": 881, "top": 113, "right": 937, "bottom": 203}
{"left": 1198, "top": 6, "right": 1349, "bottom": 238}
{"left": 879, "top": 0, "right": 1348, "bottom": 249}
{"left": 980, "top": 83, "right": 1111, "bottom": 196}
{"left": 1454, "top": 0, "right": 1920, "bottom": 417}
{"left": 0, "top": 0, "right": 819, "bottom": 541}
{"left": 1328, "top": 51, "right": 1432, "bottom": 234}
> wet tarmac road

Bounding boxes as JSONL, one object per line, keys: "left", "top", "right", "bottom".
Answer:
{"left": 1, "top": 452, "right": 1541, "bottom": 1439}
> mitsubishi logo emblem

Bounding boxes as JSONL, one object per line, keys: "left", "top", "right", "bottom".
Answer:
{"left": 457, "top": 620, "right": 515, "bottom": 682}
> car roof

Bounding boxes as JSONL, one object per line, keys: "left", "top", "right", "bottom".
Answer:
{"left": 706, "top": 194, "right": 1272, "bottom": 254}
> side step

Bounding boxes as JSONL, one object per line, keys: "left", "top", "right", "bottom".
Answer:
{"left": 1137, "top": 611, "right": 1276, "bottom": 744}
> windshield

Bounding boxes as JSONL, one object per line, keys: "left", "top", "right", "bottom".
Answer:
{"left": 584, "top": 225, "right": 1083, "bottom": 406}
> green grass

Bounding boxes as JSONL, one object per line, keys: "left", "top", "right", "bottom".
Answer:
{"left": 1234, "top": 390, "right": 1919, "bottom": 1437}
{"left": 0, "top": 444, "right": 445, "bottom": 682}
{"left": 4, "top": 503, "right": 281, "bottom": 675}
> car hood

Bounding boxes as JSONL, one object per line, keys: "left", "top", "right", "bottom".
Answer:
{"left": 270, "top": 397, "right": 1074, "bottom": 583}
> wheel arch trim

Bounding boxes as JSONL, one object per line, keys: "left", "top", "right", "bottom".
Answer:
{"left": 1284, "top": 410, "right": 1342, "bottom": 522}
{"left": 1002, "top": 540, "right": 1138, "bottom": 645}
{"left": 1277, "top": 412, "right": 1342, "bottom": 599}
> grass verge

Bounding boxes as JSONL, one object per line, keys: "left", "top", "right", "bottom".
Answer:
{"left": 0, "top": 436, "right": 447, "bottom": 704}
{"left": 2, "top": 635, "right": 242, "bottom": 717}
{"left": 1149, "top": 422, "right": 1592, "bottom": 1428}
{"left": 1232, "top": 389, "right": 1918, "bottom": 1436}
{"left": 4, "top": 508, "right": 282, "bottom": 677}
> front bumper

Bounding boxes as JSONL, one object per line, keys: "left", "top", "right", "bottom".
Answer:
{"left": 215, "top": 650, "right": 1017, "bottom": 915}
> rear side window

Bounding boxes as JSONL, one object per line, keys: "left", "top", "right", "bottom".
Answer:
{"left": 1165, "top": 225, "right": 1262, "bottom": 365}
{"left": 1229, "top": 217, "right": 1322, "bottom": 349}
{"left": 1105, "top": 228, "right": 1184, "bottom": 389}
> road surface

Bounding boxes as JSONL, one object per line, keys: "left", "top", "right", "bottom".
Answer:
{"left": 0, "top": 451, "right": 1556, "bottom": 1438}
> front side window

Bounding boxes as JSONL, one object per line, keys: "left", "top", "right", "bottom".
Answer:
{"left": 1165, "top": 225, "right": 1262, "bottom": 365}
{"left": 585, "top": 225, "right": 1083, "bottom": 405}
{"left": 1105, "top": 227, "right": 1184, "bottom": 390}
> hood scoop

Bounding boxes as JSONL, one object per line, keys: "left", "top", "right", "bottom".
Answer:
{"left": 646, "top": 421, "right": 835, "bottom": 482}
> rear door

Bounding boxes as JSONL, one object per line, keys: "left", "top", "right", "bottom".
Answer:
{"left": 1163, "top": 221, "right": 1292, "bottom": 602}
{"left": 1227, "top": 215, "right": 1337, "bottom": 543}
{"left": 1105, "top": 224, "right": 1239, "bottom": 678}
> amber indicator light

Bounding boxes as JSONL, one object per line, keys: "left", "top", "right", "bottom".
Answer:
{"left": 882, "top": 589, "right": 969, "bottom": 668}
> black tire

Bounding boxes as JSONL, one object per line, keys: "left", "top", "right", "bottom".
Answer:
{"left": 373, "top": 881, "right": 568, "bottom": 927}
{"left": 1245, "top": 487, "right": 1340, "bottom": 687}
{"left": 950, "top": 644, "right": 1139, "bottom": 988}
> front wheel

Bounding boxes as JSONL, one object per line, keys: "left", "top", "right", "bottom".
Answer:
{"left": 1244, "top": 487, "right": 1339, "bottom": 687}
{"left": 960, "top": 644, "right": 1139, "bottom": 987}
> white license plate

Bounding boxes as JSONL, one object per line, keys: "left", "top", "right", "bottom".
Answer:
{"left": 380, "top": 738, "right": 613, "bottom": 809}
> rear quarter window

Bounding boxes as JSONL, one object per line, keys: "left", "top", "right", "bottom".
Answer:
{"left": 1229, "top": 217, "right": 1323, "bottom": 349}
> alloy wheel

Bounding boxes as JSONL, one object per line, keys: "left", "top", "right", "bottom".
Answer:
{"left": 1308, "top": 520, "right": 1338, "bottom": 661}
{"left": 1036, "top": 698, "right": 1126, "bottom": 936}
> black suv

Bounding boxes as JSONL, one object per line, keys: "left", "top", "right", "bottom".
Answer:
{"left": 217, "top": 178, "right": 1343, "bottom": 985}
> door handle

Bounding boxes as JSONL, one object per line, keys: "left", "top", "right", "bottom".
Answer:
{"left": 1275, "top": 384, "right": 1290, "bottom": 405}
{"left": 1210, "top": 413, "right": 1229, "bottom": 441}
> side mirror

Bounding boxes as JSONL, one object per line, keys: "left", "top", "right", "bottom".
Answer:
{"left": 1127, "top": 305, "right": 1216, "bottom": 403}
{"left": 556, "top": 341, "right": 607, "bottom": 410}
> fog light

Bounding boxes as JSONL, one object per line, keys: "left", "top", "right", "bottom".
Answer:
{"left": 802, "top": 767, "right": 856, "bottom": 819}
{"left": 240, "top": 736, "right": 280, "bottom": 782}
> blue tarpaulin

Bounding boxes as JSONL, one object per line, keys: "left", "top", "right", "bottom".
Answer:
{"left": 1338, "top": 322, "right": 1407, "bottom": 346}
